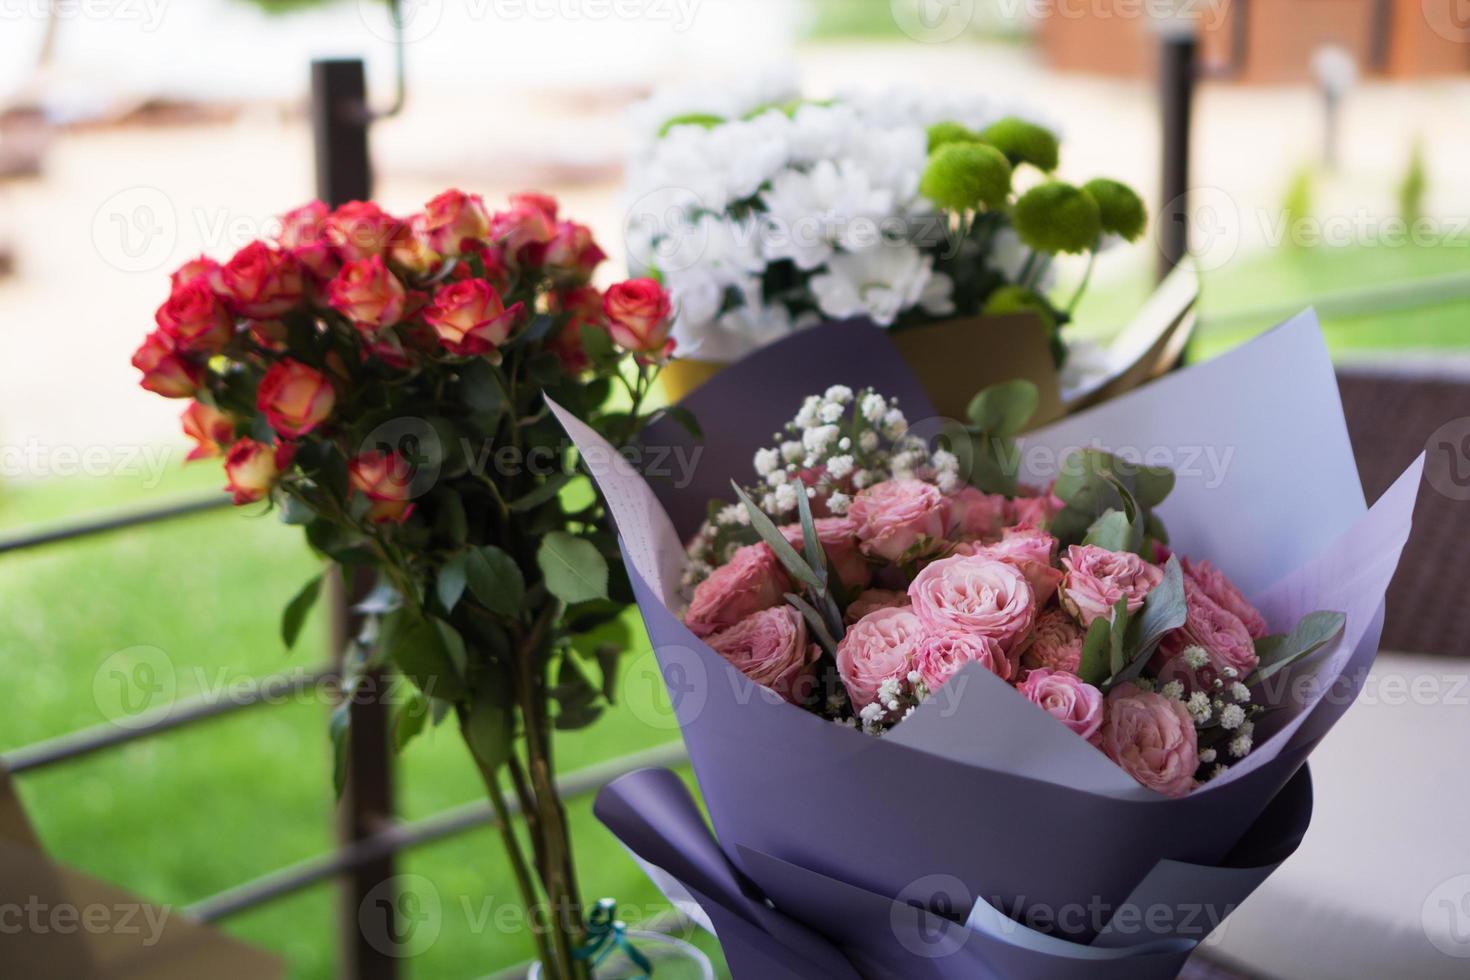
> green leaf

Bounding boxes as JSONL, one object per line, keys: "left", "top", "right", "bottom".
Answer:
{"left": 463, "top": 693, "right": 513, "bottom": 770}
{"left": 1076, "top": 616, "right": 1112, "bottom": 686}
{"left": 465, "top": 545, "right": 526, "bottom": 617}
{"left": 329, "top": 700, "right": 351, "bottom": 798}
{"left": 509, "top": 473, "right": 571, "bottom": 513}
{"left": 1083, "top": 509, "right": 1132, "bottom": 552}
{"left": 280, "top": 495, "right": 316, "bottom": 526}
{"left": 651, "top": 405, "right": 703, "bottom": 440}
{"left": 1112, "top": 556, "right": 1188, "bottom": 689}
{"left": 1133, "top": 465, "right": 1176, "bottom": 508}
{"left": 795, "top": 480, "right": 829, "bottom": 587}
{"left": 732, "top": 483, "right": 824, "bottom": 591}
{"left": 392, "top": 688, "right": 430, "bottom": 752}
{"left": 1247, "top": 610, "right": 1348, "bottom": 686}
{"left": 379, "top": 610, "right": 466, "bottom": 701}
{"left": 580, "top": 323, "right": 619, "bottom": 371}
{"left": 1108, "top": 596, "right": 1132, "bottom": 677}
{"left": 281, "top": 574, "right": 323, "bottom": 650}
{"left": 551, "top": 653, "right": 605, "bottom": 731}
{"left": 966, "top": 380, "right": 1039, "bottom": 437}
{"left": 537, "top": 532, "right": 609, "bottom": 605}
{"left": 784, "top": 592, "right": 840, "bottom": 658}
{"left": 437, "top": 553, "right": 468, "bottom": 613}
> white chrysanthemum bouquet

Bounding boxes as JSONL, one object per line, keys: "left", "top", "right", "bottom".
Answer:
{"left": 624, "top": 83, "right": 1148, "bottom": 368}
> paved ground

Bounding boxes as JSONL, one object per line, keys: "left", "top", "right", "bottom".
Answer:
{"left": 2, "top": 32, "right": 1467, "bottom": 485}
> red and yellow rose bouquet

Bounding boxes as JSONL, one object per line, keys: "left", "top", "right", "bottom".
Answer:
{"left": 132, "top": 188, "right": 678, "bottom": 979}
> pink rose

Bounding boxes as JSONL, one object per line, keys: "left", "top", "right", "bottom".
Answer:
{"left": 546, "top": 285, "right": 604, "bottom": 375}
{"left": 967, "top": 526, "right": 1064, "bottom": 606}
{"left": 848, "top": 479, "right": 948, "bottom": 562}
{"left": 170, "top": 254, "right": 219, "bottom": 291}
{"left": 908, "top": 554, "right": 1036, "bottom": 652}
{"left": 132, "top": 330, "right": 202, "bottom": 398}
{"left": 1182, "top": 557, "right": 1268, "bottom": 639}
{"left": 425, "top": 279, "right": 525, "bottom": 357}
{"left": 222, "top": 438, "right": 294, "bottom": 505}
{"left": 685, "top": 543, "right": 791, "bottom": 638}
{"left": 915, "top": 630, "right": 1011, "bottom": 690}
{"left": 835, "top": 607, "right": 925, "bottom": 710}
{"left": 215, "top": 242, "right": 304, "bottom": 318}
{"left": 946, "top": 486, "right": 1007, "bottom": 541}
{"left": 329, "top": 256, "right": 407, "bottom": 334}
{"left": 1008, "top": 483, "right": 1065, "bottom": 528}
{"left": 387, "top": 213, "right": 441, "bottom": 276}
{"left": 491, "top": 192, "right": 558, "bottom": 258}
{"left": 603, "top": 278, "right": 674, "bottom": 358}
{"left": 706, "top": 606, "right": 818, "bottom": 705}
{"left": 1152, "top": 576, "right": 1259, "bottom": 691}
{"left": 277, "top": 200, "right": 329, "bottom": 249}
{"left": 181, "top": 401, "right": 235, "bottom": 462}
{"left": 1017, "top": 669, "right": 1104, "bottom": 742}
{"left": 1099, "top": 684, "right": 1199, "bottom": 798}
{"left": 1020, "top": 608, "right": 1086, "bottom": 674}
{"left": 1060, "top": 545, "right": 1164, "bottom": 627}
{"left": 779, "top": 517, "right": 872, "bottom": 591}
{"left": 537, "top": 220, "right": 606, "bottom": 286}
{"left": 844, "top": 588, "right": 910, "bottom": 624}
{"left": 347, "top": 450, "right": 416, "bottom": 525}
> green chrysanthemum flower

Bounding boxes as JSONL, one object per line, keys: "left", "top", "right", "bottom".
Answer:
{"left": 919, "top": 142, "right": 1012, "bottom": 212}
{"left": 926, "top": 120, "right": 979, "bottom": 153}
{"left": 1083, "top": 178, "right": 1148, "bottom": 241}
{"left": 1012, "top": 181, "right": 1101, "bottom": 254}
{"left": 979, "top": 117, "right": 1060, "bottom": 172}
{"left": 657, "top": 112, "right": 725, "bottom": 137}
{"left": 982, "top": 285, "right": 1057, "bottom": 332}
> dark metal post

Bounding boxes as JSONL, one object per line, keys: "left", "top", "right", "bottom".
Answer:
{"left": 1158, "top": 31, "right": 1197, "bottom": 281}
{"left": 313, "top": 57, "right": 396, "bottom": 980}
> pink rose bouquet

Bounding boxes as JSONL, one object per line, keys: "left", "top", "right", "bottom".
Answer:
{"left": 678, "top": 384, "right": 1344, "bottom": 796}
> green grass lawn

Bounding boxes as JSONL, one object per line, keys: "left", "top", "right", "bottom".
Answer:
{"left": 2, "top": 236, "right": 1464, "bottom": 977}
{"left": 0, "top": 463, "right": 724, "bottom": 978}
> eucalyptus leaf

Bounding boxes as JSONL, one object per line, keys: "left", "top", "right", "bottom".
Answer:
{"left": 966, "top": 380, "right": 1039, "bottom": 437}
{"left": 784, "top": 592, "right": 839, "bottom": 658}
{"left": 1247, "top": 610, "right": 1348, "bottom": 686}
{"left": 1108, "top": 596, "right": 1132, "bottom": 676}
{"left": 1083, "top": 509, "right": 1133, "bottom": 552}
{"left": 1076, "top": 616, "right": 1112, "bottom": 686}
{"left": 1111, "top": 556, "right": 1187, "bottom": 688}
{"left": 537, "top": 532, "right": 609, "bottom": 604}
{"left": 795, "top": 481, "right": 829, "bottom": 588}
{"left": 1133, "top": 465, "right": 1176, "bottom": 508}
{"left": 733, "top": 483, "right": 823, "bottom": 591}
{"left": 437, "top": 553, "right": 468, "bottom": 612}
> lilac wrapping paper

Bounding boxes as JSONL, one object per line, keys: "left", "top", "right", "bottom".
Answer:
{"left": 547, "top": 310, "right": 1423, "bottom": 974}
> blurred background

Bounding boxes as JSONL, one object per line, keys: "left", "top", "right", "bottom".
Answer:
{"left": 1, "top": 1, "right": 1467, "bottom": 977}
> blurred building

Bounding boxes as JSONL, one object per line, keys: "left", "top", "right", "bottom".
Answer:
{"left": 1038, "top": 0, "right": 1470, "bottom": 82}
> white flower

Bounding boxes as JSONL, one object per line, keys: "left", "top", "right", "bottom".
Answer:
{"left": 1199, "top": 748, "right": 1217, "bottom": 764}
{"left": 795, "top": 396, "right": 822, "bottom": 429}
{"left": 760, "top": 160, "right": 896, "bottom": 270}
{"left": 754, "top": 448, "right": 779, "bottom": 476}
{"left": 809, "top": 243, "right": 955, "bottom": 327}
{"left": 859, "top": 431, "right": 880, "bottom": 452}
{"left": 824, "top": 385, "right": 854, "bottom": 403}
{"left": 772, "top": 483, "right": 800, "bottom": 513}
{"left": 827, "top": 455, "right": 855, "bottom": 480}
{"left": 1219, "top": 704, "right": 1246, "bottom": 730}
{"left": 818, "top": 402, "right": 844, "bottom": 424}
{"left": 932, "top": 449, "right": 958, "bottom": 473}
{"left": 1186, "top": 692, "right": 1212, "bottom": 724}
{"left": 1183, "top": 646, "right": 1210, "bottom": 670}
{"left": 1161, "top": 680, "right": 1185, "bottom": 701}
{"left": 881, "top": 408, "right": 908, "bottom": 440}
{"left": 766, "top": 469, "right": 788, "bottom": 487}
{"left": 828, "top": 491, "right": 851, "bottom": 514}
{"left": 780, "top": 440, "right": 804, "bottom": 463}
{"left": 803, "top": 425, "right": 840, "bottom": 455}
{"left": 860, "top": 393, "right": 886, "bottom": 423}
{"left": 1229, "top": 682, "right": 1251, "bottom": 703}
{"left": 716, "top": 504, "right": 745, "bottom": 526}
{"left": 1228, "top": 732, "right": 1253, "bottom": 758}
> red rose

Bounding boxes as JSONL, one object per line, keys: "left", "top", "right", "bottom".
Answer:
{"left": 256, "top": 359, "right": 335, "bottom": 437}
{"left": 277, "top": 201, "right": 329, "bottom": 248}
{"left": 216, "top": 242, "right": 304, "bottom": 318}
{"left": 181, "top": 401, "right": 236, "bottom": 461}
{"left": 329, "top": 256, "right": 407, "bottom": 334}
{"left": 348, "top": 450, "right": 416, "bottom": 524}
{"left": 424, "top": 279, "right": 524, "bottom": 357}
{"left": 223, "top": 438, "right": 294, "bottom": 505}
{"left": 155, "top": 278, "right": 233, "bottom": 353}
{"left": 603, "top": 278, "right": 673, "bottom": 358}
{"left": 546, "top": 285, "right": 605, "bottom": 374}
{"left": 325, "top": 201, "right": 400, "bottom": 262}
{"left": 423, "top": 190, "right": 491, "bottom": 258}
{"left": 538, "top": 221, "right": 606, "bottom": 285}
{"left": 490, "top": 192, "right": 557, "bottom": 259}
{"left": 132, "top": 330, "right": 202, "bottom": 398}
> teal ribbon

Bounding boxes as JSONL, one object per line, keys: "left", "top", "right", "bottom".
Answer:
{"left": 573, "top": 898, "right": 654, "bottom": 977}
